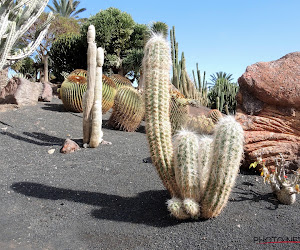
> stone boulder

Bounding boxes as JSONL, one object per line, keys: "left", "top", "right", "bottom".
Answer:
{"left": 39, "top": 82, "right": 53, "bottom": 102}
{"left": 0, "top": 77, "right": 43, "bottom": 106}
{"left": 236, "top": 52, "right": 300, "bottom": 171}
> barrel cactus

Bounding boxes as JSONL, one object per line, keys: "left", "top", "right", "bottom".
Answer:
{"left": 102, "top": 75, "right": 117, "bottom": 113}
{"left": 108, "top": 86, "right": 145, "bottom": 132}
{"left": 59, "top": 71, "right": 116, "bottom": 113}
{"left": 143, "top": 33, "right": 244, "bottom": 219}
{"left": 60, "top": 74, "right": 87, "bottom": 112}
{"left": 110, "top": 74, "right": 133, "bottom": 89}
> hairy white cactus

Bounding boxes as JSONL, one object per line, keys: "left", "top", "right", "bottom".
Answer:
{"left": 83, "top": 25, "right": 104, "bottom": 148}
{"left": 0, "top": 0, "right": 54, "bottom": 70}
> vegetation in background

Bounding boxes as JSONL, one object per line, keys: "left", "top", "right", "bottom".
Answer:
{"left": 208, "top": 71, "right": 239, "bottom": 114}
{"left": 47, "top": 0, "right": 86, "bottom": 18}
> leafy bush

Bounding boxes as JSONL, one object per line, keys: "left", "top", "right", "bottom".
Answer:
{"left": 49, "top": 33, "right": 86, "bottom": 82}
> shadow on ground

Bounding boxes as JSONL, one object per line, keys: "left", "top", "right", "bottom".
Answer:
{"left": 0, "top": 131, "right": 83, "bottom": 147}
{"left": 231, "top": 181, "right": 280, "bottom": 210}
{"left": 10, "top": 182, "right": 185, "bottom": 228}
{"left": 41, "top": 103, "right": 68, "bottom": 112}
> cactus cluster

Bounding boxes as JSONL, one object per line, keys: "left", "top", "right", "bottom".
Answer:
{"left": 0, "top": 0, "right": 54, "bottom": 70}
{"left": 170, "top": 26, "right": 208, "bottom": 106}
{"left": 108, "top": 86, "right": 145, "bottom": 132}
{"left": 143, "top": 33, "right": 244, "bottom": 219}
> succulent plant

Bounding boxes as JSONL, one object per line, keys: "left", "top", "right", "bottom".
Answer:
{"left": 143, "top": 33, "right": 244, "bottom": 219}
{"left": 109, "top": 74, "right": 133, "bottom": 89}
{"left": 251, "top": 154, "right": 300, "bottom": 205}
{"left": 108, "top": 86, "right": 145, "bottom": 132}
{"left": 184, "top": 115, "right": 215, "bottom": 135}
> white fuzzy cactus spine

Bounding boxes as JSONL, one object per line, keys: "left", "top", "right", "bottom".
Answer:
{"left": 0, "top": 0, "right": 54, "bottom": 70}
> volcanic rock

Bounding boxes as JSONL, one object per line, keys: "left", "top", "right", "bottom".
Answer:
{"left": 236, "top": 52, "right": 300, "bottom": 171}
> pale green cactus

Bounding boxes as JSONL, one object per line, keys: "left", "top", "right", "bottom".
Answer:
{"left": 143, "top": 33, "right": 244, "bottom": 220}
{"left": 0, "top": 0, "right": 54, "bottom": 70}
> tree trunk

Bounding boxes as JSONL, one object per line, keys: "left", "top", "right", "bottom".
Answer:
{"left": 41, "top": 53, "right": 49, "bottom": 82}
{"left": 0, "top": 68, "right": 9, "bottom": 91}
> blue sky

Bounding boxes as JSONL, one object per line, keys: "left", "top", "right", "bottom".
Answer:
{"left": 50, "top": 0, "right": 300, "bottom": 83}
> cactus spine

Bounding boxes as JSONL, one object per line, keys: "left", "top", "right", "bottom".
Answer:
{"left": 143, "top": 33, "right": 180, "bottom": 197}
{"left": 143, "top": 34, "right": 244, "bottom": 219}
{"left": 0, "top": 0, "right": 54, "bottom": 70}
{"left": 83, "top": 25, "right": 104, "bottom": 147}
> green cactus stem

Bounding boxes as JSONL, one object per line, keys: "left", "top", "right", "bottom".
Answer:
{"left": 108, "top": 86, "right": 145, "bottom": 132}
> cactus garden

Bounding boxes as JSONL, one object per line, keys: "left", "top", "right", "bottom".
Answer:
{"left": 0, "top": 1, "right": 299, "bottom": 249}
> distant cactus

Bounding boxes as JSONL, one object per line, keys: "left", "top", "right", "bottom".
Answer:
{"left": 110, "top": 74, "right": 132, "bottom": 89}
{"left": 108, "top": 86, "right": 145, "bottom": 132}
{"left": 170, "top": 94, "right": 188, "bottom": 134}
{"left": 69, "top": 69, "right": 88, "bottom": 78}
{"left": 207, "top": 109, "right": 223, "bottom": 124}
{"left": 59, "top": 71, "right": 116, "bottom": 113}
{"left": 184, "top": 115, "right": 215, "bottom": 135}
{"left": 143, "top": 33, "right": 244, "bottom": 219}
{"left": 60, "top": 74, "right": 87, "bottom": 112}
{"left": 102, "top": 75, "right": 117, "bottom": 113}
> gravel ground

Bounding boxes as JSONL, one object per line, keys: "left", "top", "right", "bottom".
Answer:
{"left": 0, "top": 98, "right": 299, "bottom": 250}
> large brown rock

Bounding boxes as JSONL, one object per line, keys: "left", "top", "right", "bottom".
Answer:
{"left": 39, "top": 82, "right": 53, "bottom": 102}
{"left": 236, "top": 52, "right": 300, "bottom": 171}
{"left": 0, "top": 77, "right": 42, "bottom": 106}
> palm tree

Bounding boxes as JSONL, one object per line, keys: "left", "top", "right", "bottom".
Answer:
{"left": 47, "top": 0, "right": 86, "bottom": 18}
{"left": 210, "top": 71, "right": 233, "bottom": 84}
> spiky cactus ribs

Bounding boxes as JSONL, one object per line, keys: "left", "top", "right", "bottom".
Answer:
{"left": 59, "top": 70, "right": 116, "bottom": 113}
{"left": 143, "top": 34, "right": 244, "bottom": 220}
{"left": 110, "top": 74, "right": 133, "bottom": 89}
{"left": 108, "top": 86, "right": 145, "bottom": 132}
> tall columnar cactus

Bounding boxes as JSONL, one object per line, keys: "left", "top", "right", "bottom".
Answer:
{"left": 200, "top": 116, "right": 244, "bottom": 218}
{"left": 143, "top": 34, "right": 244, "bottom": 219}
{"left": 143, "top": 33, "right": 180, "bottom": 197}
{"left": 83, "top": 25, "right": 104, "bottom": 147}
{"left": 108, "top": 86, "right": 145, "bottom": 132}
{"left": 0, "top": 0, "right": 54, "bottom": 70}
{"left": 170, "top": 26, "right": 208, "bottom": 106}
